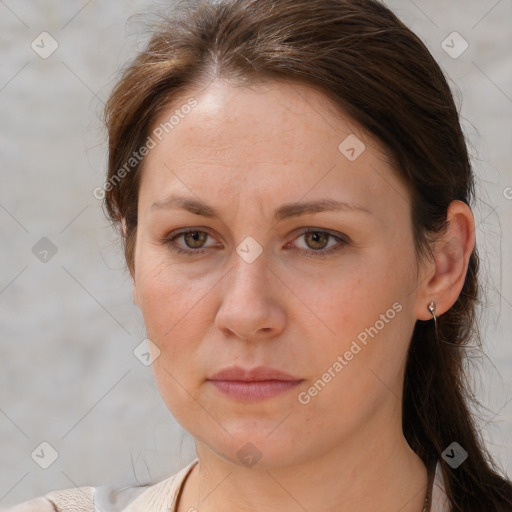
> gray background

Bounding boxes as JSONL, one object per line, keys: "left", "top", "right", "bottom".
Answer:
{"left": 1, "top": 0, "right": 511, "bottom": 507}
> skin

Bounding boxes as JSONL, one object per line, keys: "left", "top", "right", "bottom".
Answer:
{"left": 130, "top": 78, "right": 475, "bottom": 512}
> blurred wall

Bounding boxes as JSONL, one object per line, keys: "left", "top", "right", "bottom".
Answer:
{"left": 1, "top": 0, "right": 511, "bottom": 506}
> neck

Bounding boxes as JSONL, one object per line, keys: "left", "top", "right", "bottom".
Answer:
{"left": 177, "top": 420, "right": 428, "bottom": 512}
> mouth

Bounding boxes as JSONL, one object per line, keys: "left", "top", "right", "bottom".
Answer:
{"left": 208, "top": 379, "right": 304, "bottom": 401}
{"left": 207, "top": 365, "right": 304, "bottom": 402}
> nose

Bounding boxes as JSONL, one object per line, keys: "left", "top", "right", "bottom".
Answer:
{"left": 214, "top": 254, "right": 287, "bottom": 342}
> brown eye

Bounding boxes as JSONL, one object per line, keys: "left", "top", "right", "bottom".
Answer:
{"left": 304, "top": 231, "right": 330, "bottom": 250}
{"left": 183, "top": 230, "right": 208, "bottom": 249}
{"left": 165, "top": 228, "right": 347, "bottom": 258}
{"left": 164, "top": 229, "right": 218, "bottom": 257}
{"left": 290, "top": 229, "right": 349, "bottom": 258}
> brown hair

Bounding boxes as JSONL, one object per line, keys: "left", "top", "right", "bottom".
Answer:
{"left": 103, "top": 0, "right": 512, "bottom": 509}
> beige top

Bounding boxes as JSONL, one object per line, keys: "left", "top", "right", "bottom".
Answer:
{"left": 3, "top": 458, "right": 451, "bottom": 512}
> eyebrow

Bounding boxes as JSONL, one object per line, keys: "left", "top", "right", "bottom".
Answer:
{"left": 151, "top": 195, "right": 372, "bottom": 220}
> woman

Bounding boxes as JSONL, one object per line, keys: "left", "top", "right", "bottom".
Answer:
{"left": 7, "top": 0, "right": 512, "bottom": 510}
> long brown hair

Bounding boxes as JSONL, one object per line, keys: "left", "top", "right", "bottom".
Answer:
{"left": 102, "top": 0, "right": 512, "bottom": 509}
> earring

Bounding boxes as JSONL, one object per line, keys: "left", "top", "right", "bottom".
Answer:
{"left": 428, "top": 300, "right": 436, "bottom": 322}
{"left": 428, "top": 300, "right": 441, "bottom": 344}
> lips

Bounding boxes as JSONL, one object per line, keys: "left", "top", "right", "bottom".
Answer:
{"left": 207, "top": 366, "right": 304, "bottom": 402}
{"left": 208, "top": 365, "right": 302, "bottom": 382}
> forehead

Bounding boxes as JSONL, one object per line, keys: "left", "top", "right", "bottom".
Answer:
{"left": 139, "top": 79, "right": 408, "bottom": 218}
{"left": 148, "top": 78, "right": 377, "bottom": 159}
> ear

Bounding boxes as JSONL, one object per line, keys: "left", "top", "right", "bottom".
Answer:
{"left": 415, "top": 200, "right": 476, "bottom": 321}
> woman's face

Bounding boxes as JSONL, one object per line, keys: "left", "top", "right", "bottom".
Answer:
{"left": 133, "top": 79, "right": 426, "bottom": 467}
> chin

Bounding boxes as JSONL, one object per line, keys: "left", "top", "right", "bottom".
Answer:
{"left": 195, "top": 424, "right": 312, "bottom": 470}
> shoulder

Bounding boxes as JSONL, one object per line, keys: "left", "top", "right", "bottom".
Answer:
{"left": 0, "top": 496, "right": 57, "bottom": 512}
{"left": 2, "top": 459, "right": 199, "bottom": 512}
{"left": 122, "top": 458, "right": 198, "bottom": 512}
{"left": 1, "top": 486, "right": 94, "bottom": 512}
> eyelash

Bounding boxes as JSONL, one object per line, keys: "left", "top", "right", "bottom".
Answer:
{"left": 163, "top": 228, "right": 348, "bottom": 258}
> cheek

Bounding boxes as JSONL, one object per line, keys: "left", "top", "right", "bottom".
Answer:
{"left": 137, "top": 258, "right": 210, "bottom": 412}
{"left": 137, "top": 261, "right": 177, "bottom": 335}
{"left": 136, "top": 247, "right": 197, "bottom": 331}
{"left": 134, "top": 249, "right": 219, "bottom": 382}
{"left": 302, "top": 256, "right": 392, "bottom": 341}
{"left": 308, "top": 248, "right": 415, "bottom": 382}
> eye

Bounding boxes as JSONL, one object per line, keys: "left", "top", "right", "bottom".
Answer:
{"left": 163, "top": 229, "right": 219, "bottom": 256}
{"left": 288, "top": 228, "right": 349, "bottom": 258}
{"left": 163, "top": 228, "right": 348, "bottom": 258}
